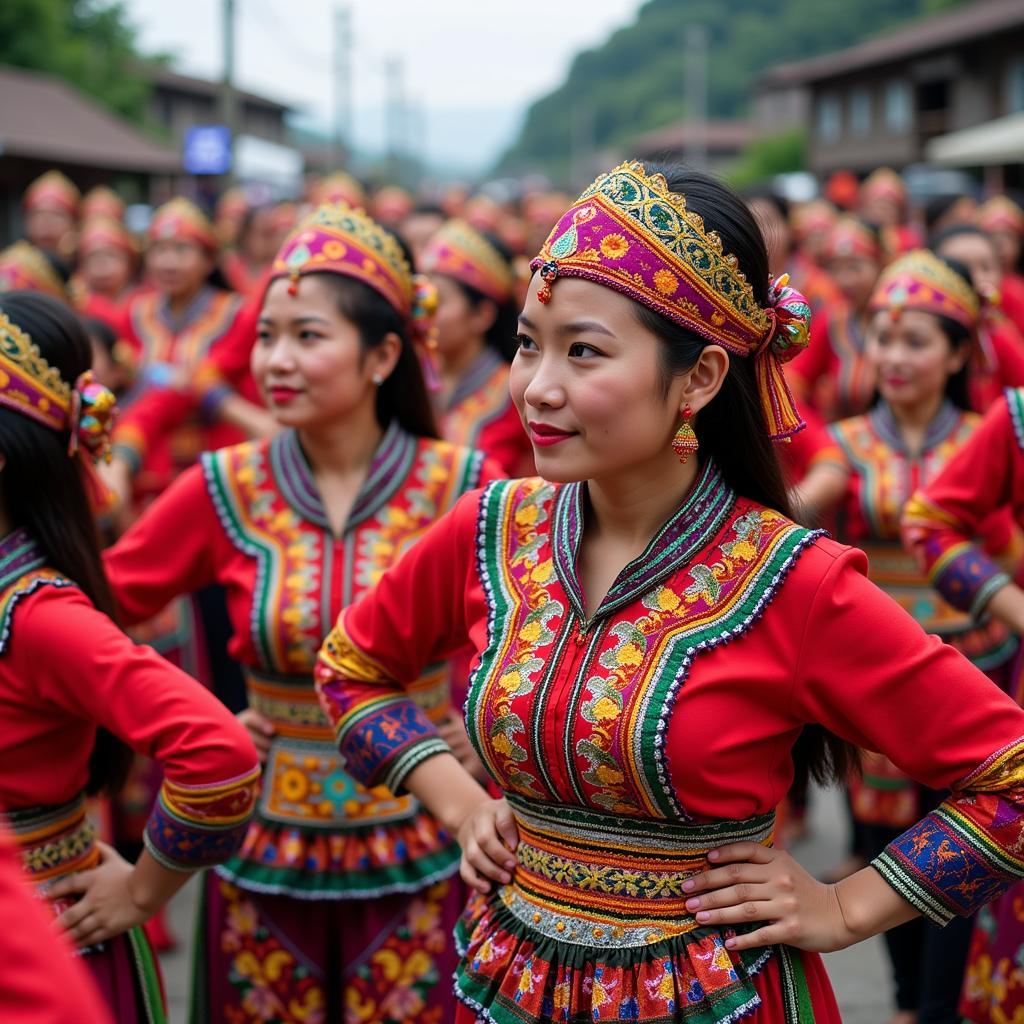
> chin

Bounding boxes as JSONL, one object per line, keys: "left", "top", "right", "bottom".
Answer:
{"left": 530, "top": 448, "right": 596, "bottom": 484}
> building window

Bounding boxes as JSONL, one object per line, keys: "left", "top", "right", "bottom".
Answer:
{"left": 1008, "top": 58, "right": 1024, "bottom": 114}
{"left": 849, "top": 87, "right": 872, "bottom": 138}
{"left": 884, "top": 81, "right": 912, "bottom": 133}
{"left": 817, "top": 94, "right": 841, "bottom": 143}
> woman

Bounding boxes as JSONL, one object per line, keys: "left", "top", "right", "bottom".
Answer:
{"left": 930, "top": 224, "right": 1024, "bottom": 409}
{"left": 104, "top": 201, "right": 503, "bottom": 1023}
{"left": 314, "top": 162, "right": 1024, "bottom": 1024}
{"left": 859, "top": 168, "right": 921, "bottom": 257}
{"left": 977, "top": 195, "right": 1024, "bottom": 335}
{"left": 422, "top": 218, "right": 534, "bottom": 476}
{"left": 21, "top": 170, "right": 79, "bottom": 259}
{"left": 0, "top": 291, "right": 259, "bottom": 1023}
{"left": 789, "top": 216, "right": 885, "bottom": 424}
{"left": 795, "top": 250, "right": 1019, "bottom": 1023}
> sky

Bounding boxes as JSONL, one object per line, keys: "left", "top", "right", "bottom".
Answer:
{"left": 125, "top": 0, "right": 645, "bottom": 175}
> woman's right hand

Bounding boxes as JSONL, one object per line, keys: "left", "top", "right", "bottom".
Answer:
{"left": 237, "top": 708, "right": 275, "bottom": 763}
{"left": 456, "top": 797, "right": 519, "bottom": 894}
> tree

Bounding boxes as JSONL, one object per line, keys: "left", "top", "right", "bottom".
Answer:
{"left": 0, "top": 0, "right": 162, "bottom": 124}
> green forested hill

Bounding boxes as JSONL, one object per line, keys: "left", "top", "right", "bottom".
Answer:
{"left": 499, "top": 0, "right": 966, "bottom": 179}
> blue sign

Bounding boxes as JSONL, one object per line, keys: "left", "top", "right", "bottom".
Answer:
{"left": 183, "top": 125, "right": 233, "bottom": 175}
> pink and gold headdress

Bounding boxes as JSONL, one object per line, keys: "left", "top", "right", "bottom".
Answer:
{"left": 869, "top": 249, "right": 979, "bottom": 331}
{"left": 0, "top": 309, "right": 117, "bottom": 462}
{"left": 420, "top": 219, "right": 514, "bottom": 304}
{"left": 81, "top": 186, "right": 125, "bottom": 224}
{"left": 271, "top": 201, "right": 441, "bottom": 386}
{"left": 148, "top": 198, "right": 218, "bottom": 254}
{"left": 530, "top": 161, "right": 812, "bottom": 440}
{"left": 977, "top": 196, "right": 1024, "bottom": 238}
{"left": 23, "top": 171, "right": 80, "bottom": 217}
{"left": 0, "top": 242, "right": 69, "bottom": 302}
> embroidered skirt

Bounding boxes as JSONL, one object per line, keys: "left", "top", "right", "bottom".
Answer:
{"left": 2, "top": 794, "right": 167, "bottom": 1024}
{"left": 453, "top": 796, "right": 841, "bottom": 1024}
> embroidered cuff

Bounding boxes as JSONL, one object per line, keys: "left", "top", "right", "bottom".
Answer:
{"left": 930, "top": 542, "right": 1009, "bottom": 616}
{"left": 143, "top": 768, "right": 259, "bottom": 872}
{"left": 111, "top": 423, "right": 146, "bottom": 474}
{"left": 199, "top": 384, "right": 232, "bottom": 422}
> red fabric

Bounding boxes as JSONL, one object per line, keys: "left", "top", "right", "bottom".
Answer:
{"left": 1000, "top": 274, "right": 1024, "bottom": 336}
{"left": 0, "top": 585, "right": 258, "bottom": 811}
{"left": 0, "top": 825, "right": 113, "bottom": 1024}
{"left": 971, "top": 312, "right": 1024, "bottom": 411}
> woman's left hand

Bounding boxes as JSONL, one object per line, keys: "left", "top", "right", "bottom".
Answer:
{"left": 49, "top": 842, "right": 151, "bottom": 947}
{"left": 682, "top": 842, "right": 855, "bottom": 954}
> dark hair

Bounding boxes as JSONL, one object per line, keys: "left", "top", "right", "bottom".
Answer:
{"left": 922, "top": 254, "right": 976, "bottom": 412}
{"left": 81, "top": 315, "right": 117, "bottom": 357}
{"left": 0, "top": 292, "right": 131, "bottom": 795}
{"left": 743, "top": 187, "right": 791, "bottom": 222}
{"left": 634, "top": 164, "right": 856, "bottom": 788}
{"left": 923, "top": 194, "right": 972, "bottom": 234}
{"left": 444, "top": 231, "right": 520, "bottom": 363}
{"left": 308, "top": 272, "right": 439, "bottom": 439}
{"left": 929, "top": 222, "right": 998, "bottom": 255}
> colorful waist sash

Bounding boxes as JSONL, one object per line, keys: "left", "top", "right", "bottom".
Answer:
{"left": 504, "top": 795, "right": 775, "bottom": 949}
{"left": 222, "top": 669, "right": 458, "bottom": 899}
{"left": 863, "top": 542, "right": 1016, "bottom": 669}
{"left": 2, "top": 792, "right": 99, "bottom": 886}
{"left": 454, "top": 796, "right": 813, "bottom": 1024}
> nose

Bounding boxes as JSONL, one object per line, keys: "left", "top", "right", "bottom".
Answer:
{"left": 264, "top": 336, "right": 297, "bottom": 373}
{"left": 521, "top": 352, "right": 566, "bottom": 411}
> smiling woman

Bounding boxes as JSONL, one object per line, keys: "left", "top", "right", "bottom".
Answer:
{"left": 312, "top": 162, "right": 1024, "bottom": 1024}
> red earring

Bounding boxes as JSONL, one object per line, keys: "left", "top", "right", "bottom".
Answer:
{"left": 671, "top": 404, "right": 699, "bottom": 464}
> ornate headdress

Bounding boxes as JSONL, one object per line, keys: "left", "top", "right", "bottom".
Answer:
{"left": 271, "top": 202, "right": 440, "bottom": 386}
{"left": 78, "top": 217, "right": 137, "bottom": 260}
{"left": 0, "top": 310, "right": 117, "bottom": 462}
{"left": 311, "top": 172, "right": 366, "bottom": 210}
{"left": 861, "top": 167, "right": 906, "bottom": 208}
{"left": 373, "top": 186, "right": 414, "bottom": 224}
{"left": 80, "top": 186, "right": 125, "bottom": 224}
{"left": 420, "top": 219, "right": 514, "bottom": 304}
{"left": 23, "top": 171, "right": 80, "bottom": 216}
{"left": 0, "top": 242, "right": 69, "bottom": 302}
{"left": 148, "top": 198, "right": 218, "bottom": 254}
{"left": 529, "top": 161, "right": 812, "bottom": 440}
{"left": 869, "top": 249, "right": 979, "bottom": 331}
{"left": 977, "top": 196, "right": 1024, "bottom": 238}
{"left": 792, "top": 199, "right": 838, "bottom": 242}
{"left": 824, "top": 217, "right": 884, "bottom": 264}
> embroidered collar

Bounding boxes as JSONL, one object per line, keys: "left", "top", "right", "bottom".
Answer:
{"left": 869, "top": 399, "right": 960, "bottom": 457}
{"left": 270, "top": 420, "right": 418, "bottom": 534}
{"left": 447, "top": 346, "right": 504, "bottom": 411}
{"left": 552, "top": 460, "right": 737, "bottom": 624}
{"left": 0, "top": 528, "right": 46, "bottom": 590}
{"left": 157, "top": 285, "right": 215, "bottom": 334}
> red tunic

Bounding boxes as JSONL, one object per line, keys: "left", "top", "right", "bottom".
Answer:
{"left": 440, "top": 348, "right": 534, "bottom": 477}
{"left": 970, "top": 311, "right": 1024, "bottom": 412}
{"left": 112, "top": 285, "right": 251, "bottom": 497}
{"left": 0, "top": 824, "right": 113, "bottom": 1024}
{"left": 1000, "top": 274, "right": 1024, "bottom": 337}
{"left": 315, "top": 463, "right": 1024, "bottom": 1024}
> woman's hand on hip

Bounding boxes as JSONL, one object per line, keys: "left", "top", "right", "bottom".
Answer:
{"left": 456, "top": 797, "right": 519, "bottom": 895}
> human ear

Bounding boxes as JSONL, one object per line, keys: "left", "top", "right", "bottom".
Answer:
{"left": 468, "top": 298, "right": 499, "bottom": 336}
{"left": 678, "top": 345, "right": 730, "bottom": 416}
{"left": 367, "top": 332, "right": 403, "bottom": 384}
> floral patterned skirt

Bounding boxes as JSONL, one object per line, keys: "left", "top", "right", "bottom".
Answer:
{"left": 191, "top": 871, "right": 462, "bottom": 1023}
{"left": 961, "top": 880, "right": 1024, "bottom": 1022}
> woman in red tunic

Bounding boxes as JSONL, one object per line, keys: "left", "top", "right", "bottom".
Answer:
{"left": 422, "top": 218, "right": 534, "bottom": 476}
{"left": 0, "top": 291, "right": 259, "bottom": 1023}
{"left": 312, "top": 161, "right": 1024, "bottom": 1024}
{"left": 104, "top": 201, "right": 502, "bottom": 1023}
{"left": 977, "top": 195, "right": 1024, "bottom": 335}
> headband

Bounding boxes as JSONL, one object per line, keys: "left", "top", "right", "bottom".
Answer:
{"left": 869, "top": 249, "right": 979, "bottom": 331}
{"left": 148, "top": 198, "right": 218, "bottom": 254}
{"left": 0, "top": 311, "right": 116, "bottom": 462}
{"left": 271, "top": 201, "right": 441, "bottom": 387}
{"left": 421, "top": 219, "right": 514, "bottom": 304}
{"left": 977, "top": 196, "right": 1024, "bottom": 238}
{"left": 23, "top": 171, "right": 80, "bottom": 217}
{"left": 79, "top": 217, "right": 137, "bottom": 260}
{"left": 80, "top": 187, "right": 125, "bottom": 223}
{"left": 0, "top": 243, "right": 69, "bottom": 303}
{"left": 825, "top": 217, "right": 884, "bottom": 264}
{"left": 530, "top": 161, "right": 812, "bottom": 440}
{"left": 862, "top": 167, "right": 906, "bottom": 207}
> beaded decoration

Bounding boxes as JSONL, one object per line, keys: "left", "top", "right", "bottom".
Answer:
{"left": 869, "top": 249, "right": 979, "bottom": 331}
{"left": 149, "top": 197, "right": 218, "bottom": 253}
{"left": 0, "top": 241, "right": 69, "bottom": 302}
{"left": 23, "top": 170, "right": 80, "bottom": 215}
{"left": 420, "top": 218, "right": 515, "bottom": 304}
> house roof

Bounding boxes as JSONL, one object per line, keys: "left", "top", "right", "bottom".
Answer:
{"left": 630, "top": 120, "right": 756, "bottom": 155}
{"left": 139, "top": 63, "right": 292, "bottom": 114}
{"left": 0, "top": 64, "right": 179, "bottom": 173}
{"left": 760, "top": 0, "right": 1024, "bottom": 88}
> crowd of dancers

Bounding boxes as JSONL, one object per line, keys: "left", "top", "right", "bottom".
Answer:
{"left": 2, "top": 158, "right": 1024, "bottom": 1024}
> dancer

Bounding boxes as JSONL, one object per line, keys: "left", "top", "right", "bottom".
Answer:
{"left": 315, "top": 162, "right": 1024, "bottom": 1023}
{"left": 104, "top": 201, "right": 502, "bottom": 1022}
{"left": 0, "top": 291, "right": 259, "bottom": 1023}
{"left": 422, "top": 218, "right": 533, "bottom": 475}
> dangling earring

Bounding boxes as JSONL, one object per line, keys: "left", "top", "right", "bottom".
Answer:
{"left": 671, "top": 404, "right": 699, "bottom": 464}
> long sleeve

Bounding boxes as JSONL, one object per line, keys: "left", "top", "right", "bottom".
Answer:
{"left": 12, "top": 587, "right": 259, "bottom": 870}
{"left": 792, "top": 543, "right": 1024, "bottom": 924}
{"left": 104, "top": 462, "right": 222, "bottom": 625}
{"left": 315, "top": 489, "right": 482, "bottom": 792}
{"left": 902, "top": 393, "right": 1024, "bottom": 616}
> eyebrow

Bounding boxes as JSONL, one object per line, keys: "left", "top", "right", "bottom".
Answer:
{"left": 517, "top": 313, "right": 615, "bottom": 338}
{"left": 257, "top": 314, "right": 332, "bottom": 326}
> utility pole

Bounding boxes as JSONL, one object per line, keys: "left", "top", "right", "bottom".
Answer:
{"left": 332, "top": 5, "right": 352, "bottom": 169}
{"left": 684, "top": 25, "right": 708, "bottom": 168}
{"left": 220, "top": 0, "right": 238, "bottom": 184}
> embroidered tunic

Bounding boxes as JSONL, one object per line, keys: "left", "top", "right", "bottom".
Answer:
{"left": 112, "top": 285, "right": 250, "bottom": 496}
{"left": 105, "top": 423, "right": 498, "bottom": 900}
{"left": 316, "top": 462, "right": 1024, "bottom": 1024}
{"left": 441, "top": 347, "right": 534, "bottom": 477}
